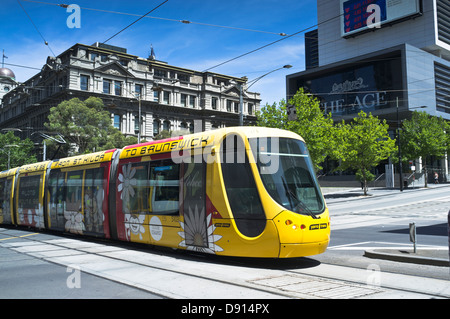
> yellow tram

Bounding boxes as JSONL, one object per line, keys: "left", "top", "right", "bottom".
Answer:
{"left": 0, "top": 127, "right": 330, "bottom": 258}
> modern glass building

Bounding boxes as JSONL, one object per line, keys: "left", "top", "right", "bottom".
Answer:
{"left": 287, "top": 0, "right": 450, "bottom": 184}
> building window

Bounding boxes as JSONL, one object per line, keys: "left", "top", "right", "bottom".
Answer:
{"left": 234, "top": 102, "right": 239, "bottom": 113}
{"left": 153, "top": 90, "right": 159, "bottom": 102}
{"left": 163, "top": 91, "right": 170, "bottom": 104}
{"left": 153, "top": 119, "right": 160, "bottom": 135}
{"left": 227, "top": 100, "right": 232, "bottom": 112}
{"left": 135, "top": 84, "right": 143, "bottom": 98}
{"left": 163, "top": 120, "right": 170, "bottom": 131}
{"left": 155, "top": 69, "right": 167, "bottom": 78}
{"left": 248, "top": 103, "right": 253, "bottom": 115}
{"left": 90, "top": 52, "right": 98, "bottom": 61}
{"left": 181, "top": 94, "right": 187, "bottom": 107}
{"left": 178, "top": 74, "right": 189, "bottom": 82}
{"left": 134, "top": 116, "right": 140, "bottom": 134}
{"left": 114, "top": 81, "right": 122, "bottom": 96}
{"left": 113, "top": 114, "right": 121, "bottom": 130}
{"left": 189, "top": 96, "right": 195, "bottom": 108}
{"left": 212, "top": 97, "right": 218, "bottom": 110}
{"left": 80, "top": 75, "right": 89, "bottom": 91}
{"left": 103, "top": 79, "right": 111, "bottom": 94}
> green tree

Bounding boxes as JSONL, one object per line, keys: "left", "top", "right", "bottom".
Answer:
{"left": 256, "top": 100, "right": 288, "bottom": 129}
{"left": 333, "top": 111, "right": 396, "bottom": 195}
{"left": 45, "top": 97, "right": 137, "bottom": 157}
{"left": 286, "top": 88, "right": 334, "bottom": 171}
{"left": 0, "top": 131, "right": 36, "bottom": 170}
{"left": 400, "top": 111, "right": 447, "bottom": 187}
{"left": 256, "top": 88, "right": 334, "bottom": 171}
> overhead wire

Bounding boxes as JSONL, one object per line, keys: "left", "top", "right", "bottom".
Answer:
{"left": 101, "top": 0, "right": 168, "bottom": 45}
{"left": 202, "top": 11, "right": 345, "bottom": 72}
{"left": 3, "top": 62, "right": 41, "bottom": 71}
{"left": 13, "top": 0, "right": 441, "bottom": 102}
{"left": 66, "top": 0, "right": 169, "bottom": 67}
{"left": 16, "top": 0, "right": 56, "bottom": 57}
{"left": 21, "top": 0, "right": 297, "bottom": 38}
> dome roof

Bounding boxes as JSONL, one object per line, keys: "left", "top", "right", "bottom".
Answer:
{"left": 0, "top": 68, "right": 15, "bottom": 79}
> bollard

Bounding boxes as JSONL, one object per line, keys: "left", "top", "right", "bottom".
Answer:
{"left": 409, "top": 223, "right": 416, "bottom": 254}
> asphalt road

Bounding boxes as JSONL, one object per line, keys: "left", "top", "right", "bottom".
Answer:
{"left": 319, "top": 185, "right": 450, "bottom": 280}
{"left": 0, "top": 229, "right": 163, "bottom": 299}
{"left": 0, "top": 185, "right": 448, "bottom": 300}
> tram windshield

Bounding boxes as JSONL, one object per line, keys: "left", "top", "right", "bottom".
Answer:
{"left": 250, "top": 137, "right": 325, "bottom": 217}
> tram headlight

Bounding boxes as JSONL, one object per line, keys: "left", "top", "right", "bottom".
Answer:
{"left": 285, "top": 219, "right": 305, "bottom": 230}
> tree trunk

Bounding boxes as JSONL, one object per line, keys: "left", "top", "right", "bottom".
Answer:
{"left": 362, "top": 169, "right": 368, "bottom": 196}
{"left": 423, "top": 158, "right": 428, "bottom": 188}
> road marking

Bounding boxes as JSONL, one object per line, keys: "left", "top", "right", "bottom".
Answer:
{"left": 0, "top": 233, "right": 39, "bottom": 241}
{"left": 328, "top": 241, "right": 448, "bottom": 250}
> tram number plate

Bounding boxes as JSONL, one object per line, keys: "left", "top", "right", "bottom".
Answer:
{"left": 309, "top": 223, "right": 328, "bottom": 230}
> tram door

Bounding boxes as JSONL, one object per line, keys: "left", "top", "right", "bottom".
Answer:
{"left": 181, "top": 160, "right": 207, "bottom": 250}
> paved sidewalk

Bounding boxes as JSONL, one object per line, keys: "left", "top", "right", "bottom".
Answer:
{"left": 364, "top": 248, "right": 449, "bottom": 267}
{"left": 321, "top": 184, "right": 450, "bottom": 268}
{"left": 321, "top": 183, "right": 450, "bottom": 203}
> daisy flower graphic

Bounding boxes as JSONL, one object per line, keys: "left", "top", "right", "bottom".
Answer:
{"left": 125, "top": 213, "right": 146, "bottom": 240}
{"left": 33, "top": 204, "right": 45, "bottom": 229}
{"left": 118, "top": 163, "right": 137, "bottom": 206}
{"left": 64, "top": 210, "right": 85, "bottom": 234}
{"left": 178, "top": 206, "right": 223, "bottom": 254}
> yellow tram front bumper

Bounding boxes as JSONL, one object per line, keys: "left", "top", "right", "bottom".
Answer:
{"left": 274, "top": 209, "right": 330, "bottom": 258}
{"left": 279, "top": 240, "right": 329, "bottom": 258}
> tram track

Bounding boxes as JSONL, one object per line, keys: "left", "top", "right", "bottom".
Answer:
{"left": 0, "top": 228, "right": 290, "bottom": 298}
{"left": 2, "top": 227, "right": 448, "bottom": 299}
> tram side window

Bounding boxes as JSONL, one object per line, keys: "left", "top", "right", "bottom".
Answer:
{"left": 0, "top": 179, "right": 12, "bottom": 223}
{"left": 221, "top": 134, "right": 266, "bottom": 237}
{"left": 84, "top": 167, "right": 105, "bottom": 233}
{"left": 66, "top": 171, "right": 83, "bottom": 212}
{"left": 120, "top": 162, "right": 150, "bottom": 214}
{"left": 119, "top": 160, "right": 179, "bottom": 215}
{"left": 0, "top": 180, "right": 3, "bottom": 219}
{"left": 149, "top": 160, "right": 179, "bottom": 215}
{"left": 18, "top": 175, "right": 41, "bottom": 210}
{"left": 48, "top": 170, "right": 66, "bottom": 229}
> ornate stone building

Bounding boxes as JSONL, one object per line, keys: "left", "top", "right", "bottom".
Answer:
{"left": 0, "top": 67, "right": 17, "bottom": 106}
{"left": 0, "top": 42, "right": 260, "bottom": 141}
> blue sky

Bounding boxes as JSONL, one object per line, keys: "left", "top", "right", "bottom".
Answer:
{"left": 1, "top": 0, "right": 317, "bottom": 105}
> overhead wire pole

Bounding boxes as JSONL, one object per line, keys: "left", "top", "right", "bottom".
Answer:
{"left": 239, "top": 65, "right": 292, "bottom": 126}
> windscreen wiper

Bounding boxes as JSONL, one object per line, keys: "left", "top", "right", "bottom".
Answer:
{"left": 281, "top": 176, "right": 320, "bottom": 219}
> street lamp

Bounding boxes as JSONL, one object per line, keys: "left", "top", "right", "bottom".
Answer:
{"left": 1, "top": 128, "right": 66, "bottom": 161}
{"left": 239, "top": 65, "right": 293, "bottom": 126}
{"left": 2, "top": 144, "right": 19, "bottom": 169}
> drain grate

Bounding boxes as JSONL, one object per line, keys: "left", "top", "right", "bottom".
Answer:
{"left": 250, "top": 274, "right": 382, "bottom": 299}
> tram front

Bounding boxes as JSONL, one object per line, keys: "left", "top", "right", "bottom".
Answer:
{"left": 248, "top": 133, "right": 330, "bottom": 258}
